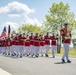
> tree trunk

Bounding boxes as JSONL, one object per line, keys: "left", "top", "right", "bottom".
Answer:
{"left": 57, "top": 37, "right": 61, "bottom": 53}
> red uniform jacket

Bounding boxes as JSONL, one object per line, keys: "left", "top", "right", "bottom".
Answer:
{"left": 18, "top": 36, "right": 25, "bottom": 46}
{"left": 14, "top": 37, "right": 19, "bottom": 46}
{"left": 25, "top": 40, "right": 30, "bottom": 46}
{"left": 34, "top": 36, "right": 40, "bottom": 46}
{"left": 11, "top": 38, "right": 14, "bottom": 46}
{"left": 40, "top": 37, "right": 45, "bottom": 46}
{"left": 0, "top": 39, "right": 2, "bottom": 47}
{"left": 1, "top": 40, "right": 4, "bottom": 47}
{"left": 60, "top": 28, "right": 71, "bottom": 44}
{"left": 12, "top": 37, "right": 16, "bottom": 45}
{"left": 51, "top": 36, "right": 58, "bottom": 45}
{"left": 4, "top": 39, "right": 8, "bottom": 47}
{"left": 25, "top": 37, "right": 30, "bottom": 46}
{"left": 7, "top": 38, "right": 11, "bottom": 46}
{"left": 29, "top": 36, "right": 34, "bottom": 45}
{"left": 44, "top": 35, "right": 51, "bottom": 45}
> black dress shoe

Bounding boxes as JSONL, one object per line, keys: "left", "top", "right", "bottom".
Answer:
{"left": 41, "top": 55, "right": 43, "bottom": 57}
{"left": 27, "top": 54, "right": 29, "bottom": 56}
{"left": 67, "top": 60, "right": 71, "bottom": 63}
{"left": 45, "top": 54, "right": 48, "bottom": 57}
{"left": 8, "top": 53, "right": 10, "bottom": 55}
{"left": 11, "top": 54, "right": 14, "bottom": 56}
{"left": 14, "top": 53, "right": 16, "bottom": 56}
{"left": 53, "top": 56, "right": 55, "bottom": 58}
{"left": 20, "top": 56, "right": 22, "bottom": 58}
{"left": 62, "top": 59, "right": 65, "bottom": 63}
{"left": 35, "top": 55, "right": 38, "bottom": 57}
{"left": 3, "top": 52, "right": 5, "bottom": 55}
{"left": 38, "top": 54, "right": 39, "bottom": 56}
{"left": 16, "top": 55, "right": 18, "bottom": 57}
{"left": 31, "top": 54, "right": 34, "bottom": 57}
{"left": 5, "top": 53, "right": 7, "bottom": 55}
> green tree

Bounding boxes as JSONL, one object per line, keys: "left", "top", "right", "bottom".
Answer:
{"left": 43, "top": 1, "right": 76, "bottom": 53}
{"left": 18, "top": 24, "right": 45, "bottom": 34}
{"left": 43, "top": 2, "right": 76, "bottom": 33}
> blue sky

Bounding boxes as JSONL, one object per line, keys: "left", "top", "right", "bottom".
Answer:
{"left": 0, "top": 0, "right": 76, "bottom": 34}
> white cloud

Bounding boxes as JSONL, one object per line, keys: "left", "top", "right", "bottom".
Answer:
{"left": 8, "top": 14, "right": 20, "bottom": 17}
{"left": 0, "top": 1, "right": 42, "bottom": 32}
{"left": 3, "top": 22, "right": 19, "bottom": 30}
{"left": 23, "top": 15, "right": 41, "bottom": 25}
{"left": 0, "top": 1, "right": 35, "bottom": 14}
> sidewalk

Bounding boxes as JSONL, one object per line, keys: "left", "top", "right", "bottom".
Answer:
{"left": 0, "top": 68, "right": 12, "bottom": 75}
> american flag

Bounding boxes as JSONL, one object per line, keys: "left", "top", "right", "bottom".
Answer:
{"left": 1, "top": 26, "right": 7, "bottom": 38}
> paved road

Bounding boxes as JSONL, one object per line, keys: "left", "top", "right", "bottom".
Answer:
{"left": 0, "top": 55, "right": 76, "bottom": 75}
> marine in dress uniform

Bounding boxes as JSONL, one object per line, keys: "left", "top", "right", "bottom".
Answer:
{"left": 18, "top": 34, "right": 24, "bottom": 58}
{"left": 7, "top": 36, "right": 11, "bottom": 55}
{"left": 60, "top": 23, "right": 71, "bottom": 63}
{"left": 4, "top": 37, "right": 7, "bottom": 55}
{"left": 11, "top": 35, "right": 16, "bottom": 56}
{"left": 51, "top": 33, "right": 58, "bottom": 58}
{"left": 25, "top": 34, "right": 30, "bottom": 56}
{"left": 1, "top": 38, "right": 5, "bottom": 54}
{"left": 39, "top": 34, "right": 45, "bottom": 57}
{"left": 44, "top": 32, "right": 51, "bottom": 57}
{"left": 34, "top": 33, "right": 40, "bottom": 57}
{"left": 0, "top": 38, "right": 2, "bottom": 54}
{"left": 11, "top": 34, "right": 15, "bottom": 56}
{"left": 22, "top": 33, "right": 26, "bottom": 56}
{"left": 29, "top": 33, "right": 35, "bottom": 57}
{"left": 14, "top": 34, "right": 19, "bottom": 57}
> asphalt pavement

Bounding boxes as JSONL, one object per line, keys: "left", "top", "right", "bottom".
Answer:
{"left": 0, "top": 55, "right": 76, "bottom": 75}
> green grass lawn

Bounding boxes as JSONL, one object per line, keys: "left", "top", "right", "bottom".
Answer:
{"left": 43, "top": 47, "right": 76, "bottom": 57}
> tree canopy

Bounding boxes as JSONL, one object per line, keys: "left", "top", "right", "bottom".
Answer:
{"left": 43, "top": 1, "right": 76, "bottom": 34}
{"left": 18, "top": 24, "right": 45, "bottom": 34}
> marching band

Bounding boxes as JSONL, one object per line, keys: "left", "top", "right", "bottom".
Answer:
{"left": 0, "top": 22, "right": 72, "bottom": 63}
{"left": 0, "top": 32, "right": 58, "bottom": 58}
